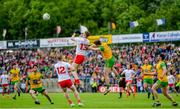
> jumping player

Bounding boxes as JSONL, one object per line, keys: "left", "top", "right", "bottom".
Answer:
{"left": 71, "top": 31, "right": 90, "bottom": 85}
{"left": 121, "top": 64, "right": 136, "bottom": 97}
{"left": 152, "top": 54, "right": 178, "bottom": 107}
{"left": 141, "top": 59, "right": 154, "bottom": 99}
{"left": 89, "top": 40, "right": 118, "bottom": 95}
{"left": 54, "top": 55, "right": 83, "bottom": 107}
{"left": 0, "top": 71, "right": 10, "bottom": 97}
{"left": 10, "top": 64, "right": 21, "bottom": 99}
{"left": 27, "top": 65, "right": 54, "bottom": 105}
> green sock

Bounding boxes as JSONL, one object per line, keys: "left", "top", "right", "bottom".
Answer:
{"left": 107, "top": 84, "right": 110, "bottom": 89}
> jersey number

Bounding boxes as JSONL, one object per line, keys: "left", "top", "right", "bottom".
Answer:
{"left": 57, "top": 67, "right": 65, "bottom": 74}
{"left": 80, "top": 44, "right": 86, "bottom": 50}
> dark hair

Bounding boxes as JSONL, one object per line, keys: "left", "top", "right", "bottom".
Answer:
{"left": 85, "top": 31, "right": 90, "bottom": 37}
{"left": 94, "top": 40, "right": 101, "bottom": 45}
{"left": 33, "top": 64, "right": 38, "bottom": 68}
{"left": 12, "top": 63, "right": 16, "bottom": 66}
{"left": 57, "top": 54, "right": 63, "bottom": 61}
{"left": 160, "top": 54, "right": 165, "bottom": 60}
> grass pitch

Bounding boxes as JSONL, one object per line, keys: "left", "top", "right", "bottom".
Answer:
{"left": 0, "top": 93, "right": 179, "bottom": 109}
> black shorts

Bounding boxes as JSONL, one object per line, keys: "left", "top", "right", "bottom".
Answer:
{"left": 119, "top": 79, "right": 126, "bottom": 88}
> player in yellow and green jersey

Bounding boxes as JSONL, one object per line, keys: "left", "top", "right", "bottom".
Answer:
{"left": 152, "top": 54, "right": 178, "bottom": 107}
{"left": 89, "top": 40, "right": 117, "bottom": 95}
{"left": 26, "top": 65, "right": 54, "bottom": 105}
{"left": 141, "top": 59, "right": 154, "bottom": 99}
{"left": 10, "top": 64, "right": 20, "bottom": 99}
{"left": 176, "top": 73, "right": 180, "bottom": 90}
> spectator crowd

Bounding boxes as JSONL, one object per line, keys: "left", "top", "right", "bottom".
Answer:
{"left": 0, "top": 43, "right": 179, "bottom": 92}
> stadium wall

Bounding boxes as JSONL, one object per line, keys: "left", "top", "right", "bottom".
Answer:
{"left": 0, "top": 30, "right": 180, "bottom": 49}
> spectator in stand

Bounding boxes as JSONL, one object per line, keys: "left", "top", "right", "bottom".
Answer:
{"left": 0, "top": 43, "right": 179, "bottom": 93}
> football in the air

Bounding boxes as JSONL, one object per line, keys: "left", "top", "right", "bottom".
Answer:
{"left": 43, "top": 13, "right": 50, "bottom": 20}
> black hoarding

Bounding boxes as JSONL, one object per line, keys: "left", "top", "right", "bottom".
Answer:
{"left": 7, "top": 40, "right": 40, "bottom": 49}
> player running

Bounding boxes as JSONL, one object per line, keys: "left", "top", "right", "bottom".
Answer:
{"left": 71, "top": 31, "right": 90, "bottom": 85}
{"left": 121, "top": 64, "right": 136, "bottom": 97}
{"left": 152, "top": 54, "right": 178, "bottom": 107}
{"left": 141, "top": 59, "right": 154, "bottom": 99}
{"left": 0, "top": 71, "right": 10, "bottom": 97}
{"left": 117, "top": 72, "right": 126, "bottom": 98}
{"left": 89, "top": 40, "right": 117, "bottom": 95}
{"left": 10, "top": 64, "right": 21, "bottom": 99}
{"left": 26, "top": 65, "right": 54, "bottom": 105}
{"left": 168, "top": 72, "right": 178, "bottom": 96}
{"left": 54, "top": 55, "right": 83, "bottom": 107}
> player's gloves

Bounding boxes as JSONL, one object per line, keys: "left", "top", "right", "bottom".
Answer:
{"left": 75, "top": 79, "right": 80, "bottom": 85}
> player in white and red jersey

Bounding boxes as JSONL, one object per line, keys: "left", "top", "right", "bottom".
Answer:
{"left": 0, "top": 71, "right": 10, "bottom": 97}
{"left": 54, "top": 55, "right": 83, "bottom": 107}
{"left": 71, "top": 31, "right": 90, "bottom": 85}
{"left": 121, "top": 64, "right": 136, "bottom": 97}
{"left": 168, "top": 73, "right": 178, "bottom": 96}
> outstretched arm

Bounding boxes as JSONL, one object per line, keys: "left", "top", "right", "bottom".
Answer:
{"left": 71, "top": 33, "right": 76, "bottom": 41}
{"left": 89, "top": 44, "right": 100, "bottom": 51}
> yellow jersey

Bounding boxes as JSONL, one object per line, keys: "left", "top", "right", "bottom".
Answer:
{"left": 178, "top": 74, "right": 180, "bottom": 82}
{"left": 99, "top": 43, "right": 112, "bottom": 60}
{"left": 10, "top": 68, "right": 20, "bottom": 82}
{"left": 141, "top": 64, "right": 153, "bottom": 79}
{"left": 28, "top": 72, "right": 43, "bottom": 89}
{"left": 156, "top": 61, "right": 168, "bottom": 82}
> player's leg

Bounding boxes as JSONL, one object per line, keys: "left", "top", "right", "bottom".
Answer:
{"left": 12, "top": 82, "right": 19, "bottom": 99}
{"left": 70, "top": 85, "right": 83, "bottom": 106}
{"left": 6, "top": 85, "right": 10, "bottom": 97}
{"left": 176, "top": 82, "right": 180, "bottom": 92}
{"left": 171, "top": 85, "right": 178, "bottom": 96}
{"left": 104, "top": 67, "right": 111, "bottom": 88}
{"left": 72, "top": 63, "right": 80, "bottom": 84}
{"left": 125, "top": 81, "right": 130, "bottom": 96}
{"left": 3, "top": 85, "right": 10, "bottom": 97}
{"left": 59, "top": 80, "right": 74, "bottom": 106}
{"left": 118, "top": 80, "right": 122, "bottom": 98}
{"left": 119, "top": 87, "right": 123, "bottom": 98}
{"left": 128, "top": 81, "right": 135, "bottom": 97}
{"left": 149, "top": 78, "right": 155, "bottom": 100}
{"left": 161, "top": 83, "right": 178, "bottom": 106}
{"left": 146, "top": 79, "right": 154, "bottom": 99}
{"left": 41, "top": 89, "right": 54, "bottom": 104}
{"left": 152, "top": 80, "right": 161, "bottom": 107}
{"left": 62, "top": 88, "right": 75, "bottom": 107}
{"left": 150, "top": 84, "right": 155, "bottom": 100}
{"left": 103, "top": 67, "right": 111, "bottom": 95}
{"left": 29, "top": 89, "right": 40, "bottom": 104}
{"left": 2, "top": 85, "right": 5, "bottom": 96}
{"left": 143, "top": 79, "right": 149, "bottom": 98}
{"left": 104, "top": 57, "right": 115, "bottom": 95}
{"left": 72, "top": 55, "right": 85, "bottom": 85}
